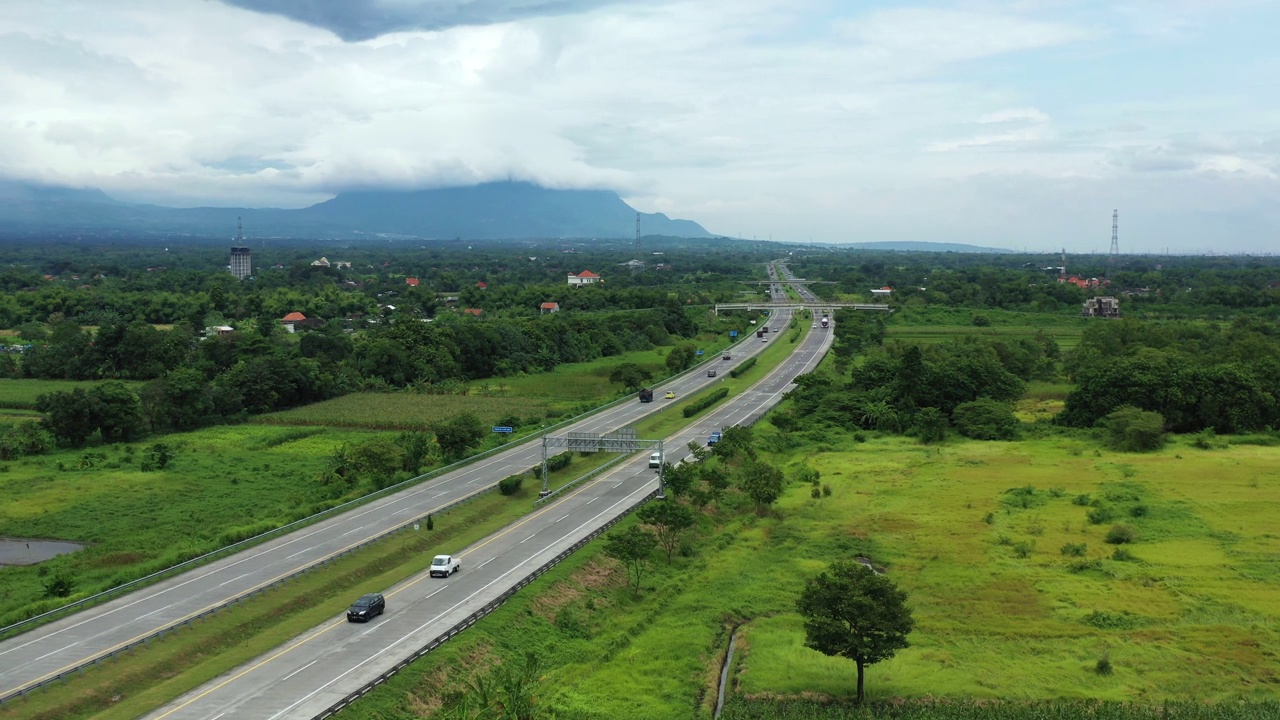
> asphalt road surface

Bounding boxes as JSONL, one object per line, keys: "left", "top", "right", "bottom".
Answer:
{"left": 0, "top": 302, "right": 804, "bottom": 705}
{"left": 140, "top": 299, "right": 833, "bottom": 720}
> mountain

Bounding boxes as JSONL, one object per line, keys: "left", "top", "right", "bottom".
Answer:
{"left": 0, "top": 180, "right": 713, "bottom": 240}
{"left": 835, "top": 241, "right": 1015, "bottom": 254}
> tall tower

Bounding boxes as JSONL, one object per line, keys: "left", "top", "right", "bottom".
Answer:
{"left": 635, "top": 212, "right": 640, "bottom": 255}
{"left": 1108, "top": 209, "right": 1119, "bottom": 263}
{"left": 229, "top": 216, "right": 252, "bottom": 280}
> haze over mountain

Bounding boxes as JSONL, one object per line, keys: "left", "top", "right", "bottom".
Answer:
{"left": 0, "top": 181, "right": 712, "bottom": 240}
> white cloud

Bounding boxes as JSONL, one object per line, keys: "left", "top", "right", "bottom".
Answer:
{"left": 0, "top": 0, "right": 1276, "bottom": 252}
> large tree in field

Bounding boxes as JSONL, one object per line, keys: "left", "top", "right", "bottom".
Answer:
{"left": 603, "top": 525, "right": 657, "bottom": 594}
{"left": 796, "top": 561, "right": 914, "bottom": 703}
{"left": 636, "top": 499, "right": 696, "bottom": 563}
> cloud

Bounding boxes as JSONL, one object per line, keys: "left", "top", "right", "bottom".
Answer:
{"left": 0, "top": 0, "right": 1276, "bottom": 252}
{"left": 218, "top": 0, "right": 633, "bottom": 41}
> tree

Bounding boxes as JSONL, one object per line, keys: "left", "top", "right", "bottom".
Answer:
{"left": 797, "top": 561, "right": 914, "bottom": 703}
{"left": 603, "top": 524, "right": 657, "bottom": 594}
{"left": 637, "top": 500, "right": 696, "bottom": 563}
{"left": 1105, "top": 406, "right": 1167, "bottom": 452}
{"left": 952, "top": 398, "right": 1019, "bottom": 440}
{"left": 664, "top": 344, "right": 696, "bottom": 374}
{"left": 738, "top": 460, "right": 785, "bottom": 515}
{"left": 608, "top": 362, "right": 653, "bottom": 391}
{"left": 912, "top": 407, "right": 948, "bottom": 444}
{"left": 433, "top": 412, "right": 485, "bottom": 460}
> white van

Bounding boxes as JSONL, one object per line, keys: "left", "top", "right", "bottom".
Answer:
{"left": 648, "top": 451, "right": 663, "bottom": 469}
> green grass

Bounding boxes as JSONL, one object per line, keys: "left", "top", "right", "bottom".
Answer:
{"left": 467, "top": 348, "right": 675, "bottom": 406}
{"left": 885, "top": 325, "right": 1084, "bottom": 350}
{"left": 0, "top": 424, "right": 389, "bottom": 626}
{"left": 0, "top": 453, "right": 612, "bottom": 720}
{"left": 332, "top": 432, "right": 1280, "bottom": 719}
{"left": 254, "top": 392, "right": 552, "bottom": 430}
{"left": 0, "top": 378, "right": 145, "bottom": 410}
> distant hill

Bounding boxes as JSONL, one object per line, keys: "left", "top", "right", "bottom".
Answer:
{"left": 835, "top": 241, "right": 1014, "bottom": 254}
{"left": 0, "top": 180, "right": 713, "bottom": 240}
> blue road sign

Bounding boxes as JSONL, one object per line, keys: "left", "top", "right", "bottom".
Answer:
{"left": 492, "top": 426, "right": 514, "bottom": 433}
{"left": 729, "top": 331, "right": 738, "bottom": 337}
{"left": 696, "top": 349, "right": 704, "bottom": 355}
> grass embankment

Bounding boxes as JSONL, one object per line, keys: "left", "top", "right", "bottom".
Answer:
{"left": 330, "top": 432, "right": 1280, "bottom": 719}
{"left": 0, "top": 455, "right": 610, "bottom": 720}
{"left": 254, "top": 393, "right": 553, "bottom": 431}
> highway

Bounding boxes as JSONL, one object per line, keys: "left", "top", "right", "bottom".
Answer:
{"left": 140, "top": 275, "right": 832, "bottom": 720}
{"left": 0, "top": 263, "right": 829, "bottom": 718}
{"left": 0, "top": 264, "right": 807, "bottom": 707}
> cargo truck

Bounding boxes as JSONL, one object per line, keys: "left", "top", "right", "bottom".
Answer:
{"left": 639, "top": 388, "right": 654, "bottom": 403}
{"left": 821, "top": 316, "right": 829, "bottom": 328}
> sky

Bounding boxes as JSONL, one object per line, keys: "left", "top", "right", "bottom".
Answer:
{"left": 1, "top": 0, "right": 1277, "bottom": 253}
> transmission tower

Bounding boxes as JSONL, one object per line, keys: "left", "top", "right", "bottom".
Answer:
{"left": 1108, "top": 209, "right": 1119, "bottom": 264}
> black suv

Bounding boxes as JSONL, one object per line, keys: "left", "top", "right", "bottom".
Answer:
{"left": 347, "top": 592, "right": 385, "bottom": 622}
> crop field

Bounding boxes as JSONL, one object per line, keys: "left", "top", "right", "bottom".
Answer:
{"left": 336, "top": 431, "right": 1280, "bottom": 719}
{"left": 254, "top": 392, "right": 552, "bottom": 430}
{"left": 885, "top": 324, "right": 1084, "bottom": 350}
{"left": 0, "top": 378, "right": 144, "bottom": 410}
{"left": 466, "top": 347, "right": 675, "bottom": 405}
{"left": 0, "top": 424, "right": 389, "bottom": 626}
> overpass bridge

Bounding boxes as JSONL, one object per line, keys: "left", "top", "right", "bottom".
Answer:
{"left": 713, "top": 301, "right": 891, "bottom": 314}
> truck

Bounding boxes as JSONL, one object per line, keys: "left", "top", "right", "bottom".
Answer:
{"left": 429, "top": 555, "right": 461, "bottom": 578}
{"left": 648, "top": 451, "right": 663, "bottom": 468}
{"left": 821, "top": 316, "right": 829, "bottom": 328}
{"left": 756, "top": 330, "right": 765, "bottom": 338}
{"left": 639, "top": 388, "right": 654, "bottom": 403}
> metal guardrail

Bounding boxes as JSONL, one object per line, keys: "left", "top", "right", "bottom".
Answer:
{"left": 312, "top": 488, "right": 660, "bottom": 720}
{"left": 0, "top": 326, "right": 767, "bottom": 702}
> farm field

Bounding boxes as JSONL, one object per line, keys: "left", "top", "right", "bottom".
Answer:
{"left": 334, "top": 432, "right": 1280, "bottom": 719}
{"left": 0, "top": 378, "right": 145, "bottom": 410}
{"left": 254, "top": 392, "right": 553, "bottom": 431}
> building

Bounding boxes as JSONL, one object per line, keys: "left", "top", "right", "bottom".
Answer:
{"left": 1082, "top": 296, "right": 1120, "bottom": 318}
{"left": 870, "top": 286, "right": 893, "bottom": 297}
{"left": 475, "top": 281, "right": 488, "bottom": 290}
{"left": 463, "top": 308, "right": 483, "bottom": 317}
{"left": 230, "top": 246, "right": 252, "bottom": 280}
{"left": 311, "top": 257, "right": 330, "bottom": 267}
{"left": 540, "top": 302, "right": 560, "bottom": 314}
{"left": 280, "top": 311, "right": 307, "bottom": 333}
{"left": 567, "top": 270, "right": 601, "bottom": 287}
{"left": 405, "top": 277, "right": 420, "bottom": 287}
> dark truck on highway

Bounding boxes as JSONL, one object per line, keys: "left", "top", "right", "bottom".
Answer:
{"left": 639, "top": 388, "right": 654, "bottom": 403}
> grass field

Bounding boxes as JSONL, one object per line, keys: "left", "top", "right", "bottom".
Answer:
{"left": 0, "top": 424, "right": 388, "bottom": 626}
{"left": 254, "top": 392, "right": 553, "bottom": 430}
{"left": 467, "top": 347, "right": 677, "bottom": 405}
{"left": 885, "top": 324, "right": 1085, "bottom": 350}
{"left": 0, "top": 453, "right": 613, "bottom": 720}
{"left": 0, "top": 378, "right": 144, "bottom": 410}
{"left": 332, "top": 431, "right": 1280, "bottom": 719}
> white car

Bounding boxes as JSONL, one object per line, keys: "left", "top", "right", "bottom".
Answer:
{"left": 430, "top": 554, "right": 461, "bottom": 578}
{"left": 649, "top": 451, "right": 663, "bottom": 468}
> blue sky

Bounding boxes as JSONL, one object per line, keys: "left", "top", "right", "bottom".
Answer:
{"left": 0, "top": 0, "right": 1276, "bottom": 253}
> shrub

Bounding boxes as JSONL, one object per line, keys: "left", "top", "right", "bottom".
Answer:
{"left": 972, "top": 314, "right": 991, "bottom": 327}
{"left": 546, "top": 451, "right": 572, "bottom": 471}
{"left": 1068, "top": 559, "right": 1104, "bottom": 573}
{"left": 983, "top": 512, "right": 995, "bottom": 525}
{"left": 853, "top": 432, "right": 867, "bottom": 443}
{"left": 1129, "top": 504, "right": 1148, "bottom": 518}
{"left": 953, "top": 398, "right": 1020, "bottom": 440}
{"left": 810, "top": 486, "right": 821, "bottom": 499}
{"left": 1096, "top": 653, "right": 1114, "bottom": 675}
{"left": 1073, "top": 493, "right": 1092, "bottom": 506}
{"left": 821, "top": 483, "right": 832, "bottom": 497}
{"left": 1105, "top": 524, "right": 1137, "bottom": 544}
{"left": 683, "top": 388, "right": 729, "bottom": 418}
{"left": 1111, "top": 547, "right": 1137, "bottom": 561}
{"left": 1013, "top": 540, "right": 1035, "bottom": 558}
{"left": 729, "top": 357, "right": 756, "bottom": 378}
{"left": 1087, "top": 506, "right": 1116, "bottom": 525}
{"left": 498, "top": 474, "right": 524, "bottom": 496}
{"left": 1105, "top": 406, "right": 1167, "bottom": 452}
{"left": 1060, "top": 542, "right": 1087, "bottom": 557}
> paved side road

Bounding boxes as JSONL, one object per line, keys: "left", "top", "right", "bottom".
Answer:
{"left": 0, "top": 310, "right": 793, "bottom": 703}
{"left": 141, "top": 309, "right": 833, "bottom": 720}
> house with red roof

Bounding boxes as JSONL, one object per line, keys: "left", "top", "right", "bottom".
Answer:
{"left": 567, "top": 270, "right": 601, "bottom": 287}
{"left": 463, "top": 308, "right": 483, "bottom": 317}
{"left": 475, "top": 281, "right": 488, "bottom": 289}
{"left": 540, "top": 302, "right": 560, "bottom": 314}
{"left": 280, "top": 311, "right": 307, "bottom": 333}
{"left": 405, "top": 277, "right": 420, "bottom": 287}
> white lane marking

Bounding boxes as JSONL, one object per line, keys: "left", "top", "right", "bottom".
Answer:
{"left": 280, "top": 659, "right": 318, "bottom": 683}
{"left": 556, "top": 514, "right": 570, "bottom": 523}
{"left": 136, "top": 605, "right": 171, "bottom": 621}
{"left": 477, "top": 558, "right": 493, "bottom": 569}
{"left": 519, "top": 533, "right": 537, "bottom": 544}
{"left": 585, "top": 497, "right": 597, "bottom": 504}
{"left": 339, "top": 527, "right": 363, "bottom": 537}
{"left": 286, "top": 548, "right": 311, "bottom": 560}
{"left": 32, "top": 641, "right": 78, "bottom": 663}
{"left": 431, "top": 492, "right": 446, "bottom": 498}
{"left": 218, "top": 571, "right": 254, "bottom": 588}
